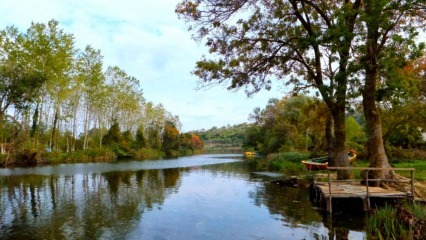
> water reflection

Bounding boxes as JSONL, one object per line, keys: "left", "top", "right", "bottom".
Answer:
{"left": 0, "top": 155, "right": 366, "bottom": 239}
{"left": 0, "top": 168, "right": 182, "bottom": 239}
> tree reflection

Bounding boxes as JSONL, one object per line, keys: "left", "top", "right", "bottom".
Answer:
{"left": 0, "top": 168, "right": 181, "bottom": 239}
{"left": 249, "top": 177, "right": 323, "bottom": 226}
{"left": 248, "top": 175, "right": 366, "bottom": 240}
{"left": 0, "top": 160, "right": 367, "bottom": 240}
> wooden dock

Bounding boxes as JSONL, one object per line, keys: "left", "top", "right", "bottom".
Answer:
{"left": 310, "top": 167, "right": 415, "bottom": 213}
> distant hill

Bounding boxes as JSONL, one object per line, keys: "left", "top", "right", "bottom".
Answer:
{"left": 193, "top": 123, "right": 250, "bottom": 153}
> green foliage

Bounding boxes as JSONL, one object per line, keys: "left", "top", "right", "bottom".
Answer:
{"left": 177, "top": 0, "right": 425, "bottom": 173}
{"left": 103, "top": 121, "right": 122, "bottom": 146}
{"left": 162, "top": 121, "right": 180, "bottom": 156}
{"left": 102, "top": 122, "right": 132, "bottom": 158}
{"left": 0, "top": 20, "right": 185, "bottom": 163}
{"left": 178, "top": 133, "right": 203, "bottom": 155}
{"left": 345, "top": 116, "right": 366, "bottom": 150}
{"left": 41, "top": 148, "right": 116, "bottom": 163}
{"left": 134, "top": 148, "right": 164, "bottom": 160}
{"left": 367, "top": 205, "right": 409, "bottom": 240}
{"left": 268, "top": 152, "right": 310, "bottom": 175}
{"left": 195, "top": 123, "right": 249, "bottom": 152}
{"left": 410, "top": 202, "right": 426, "bottom": 219}
{"left": 367, "top": 203, "right": 426, "bottom": 240}
{"left": 245, "top": 95, "right": 329, "bottom": 155}
{"left": 0, "top": 26, "right": 47, "bottom": 116}
{"left": 179, "top": 148, "right": 193, "bottom": 156}
{"left": 147, "top": 126, "right": 162, "bottom": 149}
{"left": 134, "top": 126, "right": 147, "bottom": 149}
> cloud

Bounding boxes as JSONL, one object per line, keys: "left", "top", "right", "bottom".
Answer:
{"left": 0, "top": 0, "right": 284, "bottom": 132}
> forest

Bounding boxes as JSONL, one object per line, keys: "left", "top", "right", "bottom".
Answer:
{"left": 0, "top": 19, "right": 202, "bottom": 166}
{"left": 198, "top": 92, "right": 426, "bottom": 161}
{"left": 244, "top": 94, "right": 426, "bottom": 159}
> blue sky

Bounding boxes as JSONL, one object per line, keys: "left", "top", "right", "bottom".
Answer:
{"left": 0, "top": 0, "right": 285, "bottom": 132}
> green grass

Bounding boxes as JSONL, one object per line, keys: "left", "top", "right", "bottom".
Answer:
{"left": 268, "top": 152, "right": 310, "bottom": 175}
{"left": 42, "top": 149, "right": 116, "bottom": 163}
{"left": 133, "top": 148, "right": 165, "bottom": 160}
{"left": 367, "top": 202, "right": 426, "bottom": 240}
{"left": 350, "top": 159, "right": 426, "bottom": 181}
{"left": 392, "top": 160, "right": 426, "bottom": 181}
{"left": 367, "top": 204, "right": 409, "bottom": 240}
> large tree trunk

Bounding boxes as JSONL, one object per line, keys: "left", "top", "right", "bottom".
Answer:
{"left": 362, "top": 0, "right": 395, "bottom": 185}
{"left": 362, "top": 70, "right": 394, "bottom": 185}
{"left": 328, "top": 105, "right": 351, "bottom": 180}
{"left": 325, "top": 111, "right": 334, "bottom": 159}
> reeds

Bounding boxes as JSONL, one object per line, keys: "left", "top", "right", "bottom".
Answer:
{"left": 367, "top": 202, "right": 426, "bottom": 240}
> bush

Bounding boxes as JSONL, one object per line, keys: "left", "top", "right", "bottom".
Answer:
{"left": 134, "top": 148, "right": 164, "bottom": 160}
{"left": 390, "top": 148, "right": 426, "bottom": 161}
{"left": 367, "top": 204, "right": 409, "bottom": 240}
{"left": 42, "top": 149, "right": 116, "bottom": 163}
{"left": 367, "top": 203, "right": 426, "bottom": 240}
{"left": 268, "top": 152, "right": 310, "bottom": 162}
{"left": 267, "top": 152, "right": 309, "bottom": 174}
{"left": 180, "top": 148, "right": 193, "bottom": 156}
{"left": 0, "top": 154, "right": 7, "bottom": 166}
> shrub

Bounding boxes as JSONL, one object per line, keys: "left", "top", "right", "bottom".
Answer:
{"left": 268, "top": 152, "right": 309, "bottom": 174}
{"left": 367, "top": 204, "right": 409, "bottom": 240}
{"left": 180, "top": 148, "right": 193, "bottom": 156}
{"left": 42, "top": 149, "right": 116, "bottom": 163}
{"left": 366, "top": 202, "right": 426, "bottom": 240}
{"left": 134, "top": 148, "right": 164, "bottom": 160}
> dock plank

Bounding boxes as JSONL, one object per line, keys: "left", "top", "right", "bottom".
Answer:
{"left": 315, "top": 182, "right": 409, "bottom": 198}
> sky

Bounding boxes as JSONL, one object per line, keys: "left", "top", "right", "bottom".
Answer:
{"left": 0, "top": 0, "right": 286, "bottom": 132}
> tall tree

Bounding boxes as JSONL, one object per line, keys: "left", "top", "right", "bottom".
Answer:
{"left": 0, "top": 26, "right": 46, "bottom": 149}
{"left": 0, "top": 26, "right": 46, "bottom": 121}
{"left": 177, "top": 0, "right": 426, "bottom": 180}
{"left": 23, "top": 20, "right": 75, "bottom": 150}
{"left": 104, "top": 66, "right": 144, "bottom": 132}
{"left": 381, "top": 56, "right": 426, "bottom": 148}
{"left": 360, "top": 0, "right": 425, "bottom": 181}
{"left": 75, "top": 45, "right": 105, "bottom": 150}
{"left": 176, "top": 0, "right": 362, "bottom": 178}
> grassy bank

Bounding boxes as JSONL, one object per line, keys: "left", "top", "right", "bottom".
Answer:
{"left": 352, "top": 159, "right": 426, "bottom": 181}
{"left": 367, "top": 202, "right": 426, "bottom": 240}
{"left": 40, "top": 148, "right": 117, "bottom": 164}
{"left": 1, "top": 147, "right": 209, "bottom": 167}
{"left": 246, "top": 151, "right": 310, "bottom": 175}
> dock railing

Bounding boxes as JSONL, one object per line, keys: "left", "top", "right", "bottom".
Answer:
{"left": 317, "top": 167, "right": 416, "bottom": 212}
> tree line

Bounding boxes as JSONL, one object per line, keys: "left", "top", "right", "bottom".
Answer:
{"left": 244, "top": 94, "right": 425, "bottom": 158}
{"left": 194, "top": 123, "right": 248, "bottom": 152}
{"left": 0, "top": 19, "right": 202, "bottom": 165}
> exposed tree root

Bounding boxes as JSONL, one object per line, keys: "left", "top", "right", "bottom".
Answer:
{"left": 380, "top": 174, "right": 426, "bottom": 201}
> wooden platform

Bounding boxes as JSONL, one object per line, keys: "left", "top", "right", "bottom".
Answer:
{"left": 315, "top": 182, "right": 409, "bottom": 198}
{"left": 313, "top": 182, "right": 412, "bottom": 213}
{"left": 309, "top": 166, "right": 416, "bottom": 213}
{"left": 312, "top": 182, "right": 412, "bottom": 213}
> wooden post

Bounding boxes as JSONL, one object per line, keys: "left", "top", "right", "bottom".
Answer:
{"left": 411, "top": 170, "right": 415, "bottom": 201}
{"left": 327, "top": 169, "right": 332, "bottom": 213}
{"left": 365, "top": 170, "right": 370, "bottom": 211}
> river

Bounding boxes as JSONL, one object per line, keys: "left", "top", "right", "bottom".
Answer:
{"left": 0, "top": 154, "right": 366, "bottom": 239}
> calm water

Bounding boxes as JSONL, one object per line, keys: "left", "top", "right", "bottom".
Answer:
{"left": 0, "top": 154, "right": 366, "bottom": 239}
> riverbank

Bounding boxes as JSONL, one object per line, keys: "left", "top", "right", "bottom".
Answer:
{"left": 0, "top": 147, "right": 208, "bottom": 167}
